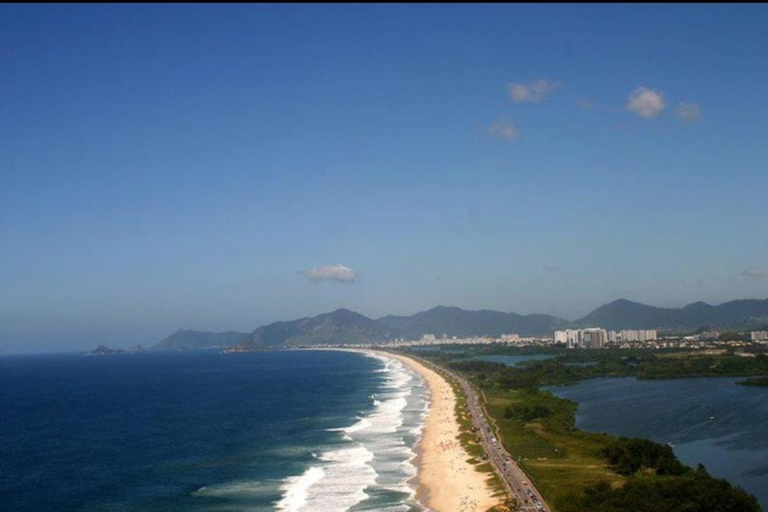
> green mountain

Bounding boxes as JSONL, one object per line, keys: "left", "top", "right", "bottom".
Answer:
{"left": 238, "top": 308, "right": 399, "bottom": 349}
{"left": 153, "top": 329, "right": 249, "bottom": 350}
{"left": 378, "top": 305, "right": 568, "bottom": 338}
{"left": 574, "top": 298, "right": 768, "bottom": 331}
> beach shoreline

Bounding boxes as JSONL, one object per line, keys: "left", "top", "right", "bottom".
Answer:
{"left": 371, "top": 350, "right": 498, "bottom": 512}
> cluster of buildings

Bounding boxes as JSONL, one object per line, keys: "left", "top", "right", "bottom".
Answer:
{"left": 554, "top": 328, "right": 658, "bottom": 349}
{"left": 382, "top": 333, "right": 537, "bottom": 348}
{"left": 360, "top": 328, "right": 766, "bottom": 351}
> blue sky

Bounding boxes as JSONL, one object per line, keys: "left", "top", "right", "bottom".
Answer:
{"left": 2, "top": 4, "right": 767, "bottom": 352}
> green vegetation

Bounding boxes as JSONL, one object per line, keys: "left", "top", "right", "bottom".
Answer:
{"left": 504, "top": 403, "right": 551, "bottom": 421}
{"left": 416, "top": 346, "right": 768, "bottom": 388}
{"left": 558, "top": 471, "right": 759, "bottom": 512}
{"left": 602, "top": 438, "right": 686, "bottom": 476}
{"left": 718, "top": 330, "right": 751, "bottom": 342}
{"left": 406, "top": 348, "right": 764, "bottom": 511}
{"left": 484, "top": 387, "right": 624, "bottom": 510}
{"left": 738, "top": 376, "right": 768, "bottom": 387}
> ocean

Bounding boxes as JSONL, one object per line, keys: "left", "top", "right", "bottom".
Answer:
{"left": 549, "top": 377, "right": 768, "bottom": 509}
{"left": 0, "top": 349, "right": 429, "bottom": 512}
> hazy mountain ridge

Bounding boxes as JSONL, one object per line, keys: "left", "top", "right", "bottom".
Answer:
{"left": 378, "top": 305, "right": 568, "bottom": 338}
{"left": 575, "top": 298, "right": 768, "bottom": 331}
{"left": 235, "top": 308, "right": 399, "bottom": 349}
{"left": 153, "top": 329, "right": 249, "bottom": 350}
{"left": 154, "top": 297, "right": 768, "bottom": 349}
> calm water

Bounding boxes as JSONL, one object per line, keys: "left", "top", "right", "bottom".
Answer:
{"left": 550, "top": 377, "right": 768, "bottom": 508}
{"left": 0, "top": 350, "right": 428, "bottom": 512}
{"left": 470, "top": 354, "right": 555, "bottom": 366}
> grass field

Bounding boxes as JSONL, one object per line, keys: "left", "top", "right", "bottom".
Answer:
{"left": 483, "top": 389, "right": 624, "bottom": 512}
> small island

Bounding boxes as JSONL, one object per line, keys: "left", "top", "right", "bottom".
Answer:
{"left": 85, "top": 345, "right": 144, "bottom": 356}
{"left": 86, "top": 345, "right": 125, "bottom": 356}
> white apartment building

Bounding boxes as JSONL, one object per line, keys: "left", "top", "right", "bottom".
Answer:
{"left": 555, "top": 328, "right": 608, "bottom": 349}
{"left": 752, "top": 331, "right": 768, "bottom": 342}
{"left": 608, "top": 329, "right": 658, "bottom": 343}
{"left": 567, "top": 329, "right": 580, "bottom": 349}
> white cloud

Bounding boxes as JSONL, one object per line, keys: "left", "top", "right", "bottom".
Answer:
{"left": 487, "top": 118, "right": 520, "bottom": 141}
{"left": 742, "top": 269, "right": 768, "bottom": 279}
{"left": 301, "top": 264, "right": 357, "bottom": 283}
{"left": 676, "top": 102, "right": 702, "bottom": 122}
{"left": 577, "top": 99, "right": 595, "bottom": 109}
{"left": 508, "top": 79, "right": 560, "bottom": 103}
{"left": 626, "top": 86, "right": 666, "bottom": 119}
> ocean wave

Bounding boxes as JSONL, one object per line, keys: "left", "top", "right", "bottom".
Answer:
{"left": 276, "top": 445, "right": 377, "bottom": 512}
{"left": 275, "top": 351, "right": 429, "bottom": 511}
{"left": 275, "top": 466, "right": 326, "bottom": 511}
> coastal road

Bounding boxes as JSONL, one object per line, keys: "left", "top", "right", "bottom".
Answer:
{"left": 418, "top": 358, "right": 550, "bottom": 512}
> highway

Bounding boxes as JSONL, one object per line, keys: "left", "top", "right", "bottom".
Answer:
{"left": 418, "top": 358, "right": 550, "bottom": 512}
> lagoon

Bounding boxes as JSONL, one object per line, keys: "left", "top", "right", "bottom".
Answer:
{"left": 550, "top": 377, "right": 768, "bottom": 509}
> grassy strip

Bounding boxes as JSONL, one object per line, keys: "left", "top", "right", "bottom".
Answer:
{"left": 483, "top": 388, "right": 623, "bottom": 512}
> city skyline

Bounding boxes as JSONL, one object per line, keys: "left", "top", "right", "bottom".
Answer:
{"left": 2, "top": 4, "right": 768, "bottom": 352}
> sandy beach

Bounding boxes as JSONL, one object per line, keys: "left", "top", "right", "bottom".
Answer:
{"left": 381, "top": 352, "right": 499, "bottom": 512}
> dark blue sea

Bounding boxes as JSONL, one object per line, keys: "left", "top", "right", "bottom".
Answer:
{"left": 0, "top": 350, "right": 429, "bottom": 512}
{"left": 549, "top": 377, "right": 768, "bottom": 509}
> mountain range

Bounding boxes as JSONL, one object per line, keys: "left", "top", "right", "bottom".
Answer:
{"left": 152, "top": 297, "right": 768, "bottom": 350}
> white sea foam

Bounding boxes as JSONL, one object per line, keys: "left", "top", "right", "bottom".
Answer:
{"left": 275, "top": 351, "right": 429, "bottom": 511}
{"left": 275, "top": 466, "right": 326, "bottom": 511}
{"left": 275, "top": 446, "right": 377, "bottom": 512}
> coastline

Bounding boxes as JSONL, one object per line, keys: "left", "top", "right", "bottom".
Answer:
{"left": 373, "top": 350, "right": 498, "bottom": 512}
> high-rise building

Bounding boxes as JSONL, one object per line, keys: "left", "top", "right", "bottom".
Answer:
{"left": 567, "top": 329, "right": 580, "bottom": 349}
{"left": 580, "top": 328, "right": 608, "bottom": 348}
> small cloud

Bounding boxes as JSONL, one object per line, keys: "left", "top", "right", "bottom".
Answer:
{"left": 487, "top": 117, "right": 520, "bottom": 141}
{"left": 741, "top": 269, "right": 768, "bottom": 279}
{"left": 508, "top": 79, "right": 560, "bottom": 103}
{"left": 543, "top": 265, "right": 556, "bottom": 272}
{"left": 626, "top": 86, "right": 666, "bottom": 119}
{"left": 301, "top": 264, "right": 357, "bottom": 283}
{"left": 676, "top": 102, "right": 702, "bottom": 122}
{"left": 577, "top": 99, "right": 595, "bottom": 109}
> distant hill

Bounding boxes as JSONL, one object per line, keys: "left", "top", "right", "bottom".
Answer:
{"left": 378, "top": 305, "right": 568, "bottom": 338}
{"left": 153, "top": 329, "right": 248, "bottom": 350}
{"left": 238, "top": 308, "right": 399, "bottom": 349}
{"left": 574, "top": 298, "right": 768, "bottom": 331}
